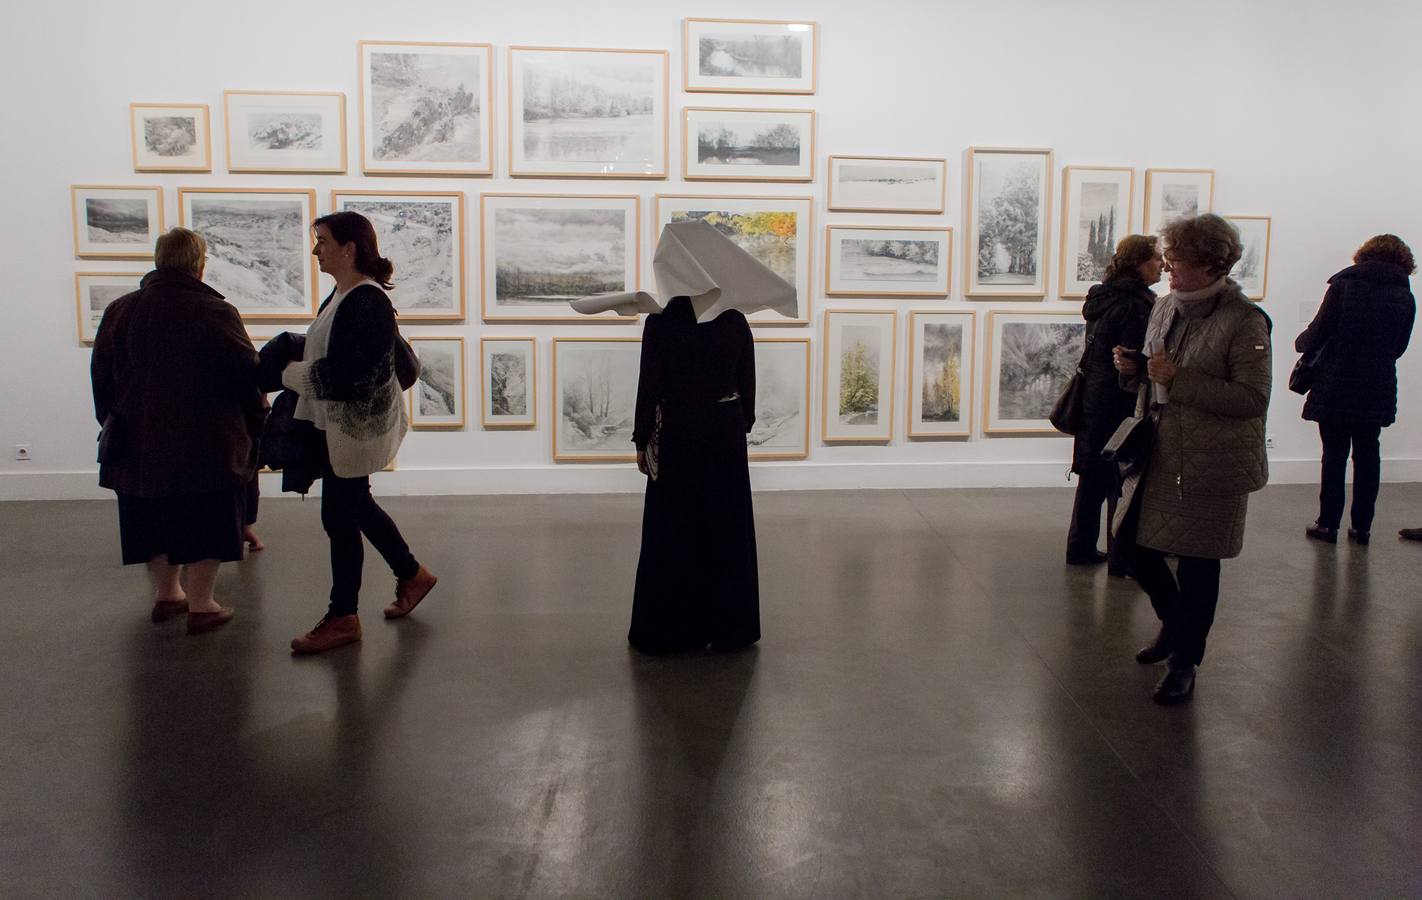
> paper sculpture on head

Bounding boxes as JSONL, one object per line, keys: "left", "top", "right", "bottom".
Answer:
{"left": 571, "top": 220, "right": 798, "bottom": 323}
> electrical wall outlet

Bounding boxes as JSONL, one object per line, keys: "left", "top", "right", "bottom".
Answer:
{"left": 14, "top": 444, "right": 32, "bottom": 461}
{"left": 1265, "top": 434, "right": 1276, "bottom": 449}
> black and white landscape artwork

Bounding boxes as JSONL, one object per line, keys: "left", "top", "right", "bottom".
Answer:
{"left": 975, "top": 156, "right": 1043, "bottom": 286}
{"left": 698, "top": 33, "right": 804, "bottom": 79}
{"left": 832, "top": 160, "right": 942, "bottom": 211}
{"left": 144, "top": 116, "right": 197, "bottom": 157}
{"left": 518, "top": 52, "right": 660, "bottom": 169}
{"left": 557, "top": 342, "right": 640, "bottom": 457}
{"left": 840, "top": 238, "right": 939, "bottom": 283}
{"left": 1074, "top": 181, "right": 1121, "bottom": 284}
{"left": 414, "top": 341, "right": 459, "bottom": 420}
{"left": 1160, "top": 184, "right": 1199, "bottom": 228}
{"left": 919, "top": 323, "right": 964, "bottom": 424}
{"left": 837, "top": 324, "right": 882, "bottom": 426}
{"left": 494, "top": 208, "right": 628, "bottom": 307}
{"left": 490, "top": 351, "right": 529, "bottom": 417}
{"left": 996, "top": 321, "right": 1084, "bottom": 422}
{"left": 85, "top": 199, "right": 150, "bottom": 243}
{"left": 749, "top": 342, "right": 806, "bottom": 455}
{"left": 188, "top": 197, "right": 307, "bottom": 310}
{"left": 247, "top": 113, "right": 323, "bottom": 151}
{"left": 339, "top": 197, "right": 456, "bottom": 314}
{"left": 696, "top": 119, "right": 800, "bottom": 167}
{"left": 369, "top": 48, "right": 484, "bottom": 165}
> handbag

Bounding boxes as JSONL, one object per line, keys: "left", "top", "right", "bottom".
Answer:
{"left": 393, "top": 334, "right": 421, "bottom": 391}
{"left": 1048, "top": 368, "right": 1086, "bottom": 435}
{"left": 1101, "top": 412, "right": 1155, "bottom": 476}
{"left": 1288, "top": 343, "right": 1328, "bottom": 395}
{"left": 96, "top": 414, "right": 124, "bottom": 465}
{"left": 645, "top": 404, "right": 663, "bottom": 481}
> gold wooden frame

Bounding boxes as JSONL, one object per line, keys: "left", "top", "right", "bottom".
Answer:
{"left": 821, "top": 308, "right": 897, "bottom": 445}
{"left": 357, "top": 40, "right": 494, "bottom": 177}
{"left": 1142, "top": 168, "right": 1215, "bottom": 233}
{"left": 129, "top": 103, "right": 211, "bottom": 173}
{"left": 177, "top": 186, "right": 319, "bottom": 321}
{"left": 551, "top": 337, "right": 641, "bottom": 463}
{"left": 331, "top": 189, "right": 467, "bottom": 321}
{"left": 223, "top": 90, "right": 347, "bottom": 174}
{"left": 653, "top": 192, "right": 814, "bottom": 326}
{"left": 508, "top": 46, "right": 669, "bottom": 179}
{"left": 1058, "top": 165, "right": 1135, "bottom": 299}
{"left": 963, "top": 146, "right": 1054, "bottom": 300}
{"left": 479, "top": 192, "right": 641, "bottom": 324}
{"left": 70, "top": 185, "right": 163, "bottom": 259}
{"left": 826, "top": 155, "right": 947, "bottom": 214}
{"left": 906, "top": 310, "right": 976, "bottom": 440}
{"left": 750, "top": 336, "right": 812, "bottom": 460}
{"left": 1223, "top": 214, "right": 1272, "bottom": 301}
{"left": 982, "top": 309, "right": 1082, "bottom": 436}
{"left": 74, "top": 272, "right": 142, "bottom": 344}
{"left": 407, "top": 335, "right": 467, "bottom": 430}
{"left": 824, "top": 224, "right": 952, "bottom": 298}
{"left": 681, "top": 106, "right": 816, "bottom": 182}
{"left": 479, "top": 336, "right": 538, "bottom": 429}
{"left": 682, "top": 18, "right": 819, "bottom": 94}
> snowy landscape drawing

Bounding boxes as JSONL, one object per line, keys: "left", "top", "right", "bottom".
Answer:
{"left": 85, "top": 198, "right": 150, "bottom": 244}
{"left": 187, "top": 197, "right": 307, "bottom": 309}
{"left": 749, "top": 342, "right": 806, "bottom": 455}
{"left": 489, "top": 350, "right": 529, "bottom": 417}
{"left": 975, "top": 156, "right": 1043, "bottom": 285}
{"left": 557, "top": 341, "right": 639, "bottom": 456}
{"left": 839, "top": 238, "right": 939, "bottom": 283}
{"left": 1074, "top": 181, "right": 1121, "bottom": 283}
{"left": 1160, "top": 184, "right": 1199, "bottom": 228}
{"left": 995, "top": 321, "right": 1083, "bottom": 421}
{"left": 369, "top": 48, "right": 484, "bottom": 164}
{"left": 1229, "top": 218, "right": 1270, "bottom": 297}
{"left": 144, "top": 116, "right": 196, "bottom": 157}
{"left": 519, "top": 53, "right": 659, "bottom": 166}
{"left": 698, "top": 33, "right": 803, "bottom": 79}
{"left": 339, "top": 197, "right": 456, "bottom": 312}
{"left": 414, "top": 341, "right": 459, "bottom": 419}
{"left": 696, "top": 118, "right": 800, "bottom": 167}
{"left": 494, "top": 207, "right": 627, "bottom": 306}
{"left": 834, "top": 162, "right": 939, "bottom": 210}
{"left": 85, "top": 286, "right": 127, "bottom": 333}
{"left": 247, "top": 112, "right": 323, "bottom": 151}
{"left": 837, "top": 325, "right": 882, "bottom": 426}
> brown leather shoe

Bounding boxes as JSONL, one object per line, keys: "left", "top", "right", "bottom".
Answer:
{"left": 186, "top": 606, "right": 235, "bottom": 635}
{"left": 385, "top": 566, "right": 437, "bottom": 619}
{"left": 291, "top": 614, "right": 362, "bottom": 654}
{"left": 151, "top": 599, "right": 188, "bottom": 623}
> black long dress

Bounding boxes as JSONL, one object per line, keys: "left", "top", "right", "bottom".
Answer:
{"left": 629, "top": 297, "right": 760, "bottom": 654}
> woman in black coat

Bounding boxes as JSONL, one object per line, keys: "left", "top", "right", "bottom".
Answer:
{"left": 1066, "top": 234, "right": 1161, "bottom": 574}
{"left": 1298, "top": 234, "right": 1416, "bottom": 544}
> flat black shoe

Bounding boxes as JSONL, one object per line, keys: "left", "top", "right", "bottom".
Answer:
{"left": 1305, "top": 521, "right": 1337, "bottom": 544}
{"left": 1108, "top": 567, "right": 1132, "bottom": 579}
{"left": 1347, "top": 528, "right": 1370, "bottom": 545}
{"left": 1399, "top": 527, "right": 1422, "bottom": 542}
{"left": 1066, "top": 550, "right": 1108, "bottom": 565}
{"left": 1153, "top": 662, "right": 1196, "bottom": 704}
{"left": 1135, "top": 628, "right": 1170, "bottom": 664}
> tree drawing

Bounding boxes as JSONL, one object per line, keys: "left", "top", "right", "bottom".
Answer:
{"left": 977, "top": 165, "right": 1041, "bottom": 279}
{"left": 839, "top": 339, "right": 878, "bottom": 416}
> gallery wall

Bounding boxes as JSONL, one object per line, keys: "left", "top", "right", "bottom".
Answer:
{"left": 3, "top": 0, "right": 1421, "bottom": 500}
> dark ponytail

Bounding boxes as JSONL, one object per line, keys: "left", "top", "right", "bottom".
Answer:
{"left": 313, "top": 210, "right": 395, "bottom": 289}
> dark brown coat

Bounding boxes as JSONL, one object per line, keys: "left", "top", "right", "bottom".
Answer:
{"left": 91, "top": 269, "right": 262, "bottom": 497}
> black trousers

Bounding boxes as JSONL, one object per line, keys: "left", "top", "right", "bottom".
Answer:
{"left": 322, "top": 473, "right": 419, "bottom": 616}
{"left": 1131, "top": 547, "right": 1220, "bottom": 666}
{"left": 1317, "top": 420, "right": 1382, "bottom": 532}
{"left": 1067, "top": 461, "right": 1128, "bottom": 570}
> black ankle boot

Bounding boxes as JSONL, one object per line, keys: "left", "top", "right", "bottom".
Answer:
{"left": 1347, "top": 528, "right": 1370, "bottom": 545}
{"left": 1153, "top": 659, "right": 1196, "bottom": 704}
{"left": 1135, "top": 628, "right": 1171, "bottom": 665}
{"left": 1305, "top": 521, "right": 1338, "bottom": 544}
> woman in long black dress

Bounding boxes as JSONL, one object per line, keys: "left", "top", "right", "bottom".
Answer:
{"left": 629, "top": 295, "right": 759, "bottom": 654}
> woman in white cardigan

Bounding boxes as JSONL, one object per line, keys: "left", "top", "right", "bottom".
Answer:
{"left": 282, "top": 211, "right": 437, "bottom": 653}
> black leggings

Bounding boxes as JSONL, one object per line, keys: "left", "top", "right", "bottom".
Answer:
{"left": 1131, "top": 548, "right": 1221, "bottom": 666}
{"left": 1317, "top": 420, "right": 1382, "bottom": 532}
{"left": 322, "top": 473, "right": 419, "bottom": 616}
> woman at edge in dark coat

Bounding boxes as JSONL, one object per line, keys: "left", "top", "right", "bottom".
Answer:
{"left": 630, "top": 295, "right": 760, "bottom": 654}
{"left": 1298, "top": 234, "right": 1416, "bottom": 544}
{"left": 1066, "top": 234, "right": 1161, "bottom": 575}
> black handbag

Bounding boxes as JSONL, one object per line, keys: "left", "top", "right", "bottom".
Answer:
{"left": 1048, "top": 368, "right": 1086, "bottom": 435}
{"left": 394, "top": 334, "right": 421, "bottom": 391}
{"left": 1101, "top": 412, "right": 1155, "bottom": 476}
{"left": 1288, "top": 343, "right": 1327, "bottom": 395}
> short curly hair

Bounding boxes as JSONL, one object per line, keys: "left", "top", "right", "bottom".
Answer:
{"left": 1104, "top": 234, "right": 1159, "bottom": 281}
{"left": 1161, "top": 214, "right": 1242, "bottom": 278}
{"left": 1354, "top": 234, "right": 1416, "bottom": 274}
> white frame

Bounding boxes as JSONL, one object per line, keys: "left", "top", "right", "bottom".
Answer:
{"left": 825, "top": 224, "right": 951, "bottom": 297}
{"left": 964, "top": 146, "right": 1053, "bottom": 299}
{"left": 1059, "top": 166, "right": 1135, "bottom": 298}
{"left": 682, "top": 107, "right": 815, "bottom": 182}
{"left": 1225, "top": 215, "right": 1271, "bottom": 301}
{"left": 907, "top": 310, "right": 975, "bottom": 439}
{"left": 826, "top": 155, "right": 946, "bottom": 214}
{"left": 822, "top": 309, "right": 896, "bottom": 444}
{"left": 683, "top": 18, "right": 818, "bottom": 94}
{"left": 70, "top": 185, "right": 162, "bottom": 259}
{"left": 552, "top": 337, "right": 642, "bottom": 463}
{"left": 1143, "top": 168, "right": 1215, "bottom": 233}
{"left": 407, "top": 335, "right": 467, "bottom": 429}
{"left": 223, "top": 90, "right": 346, "bottom": 174}
{"left": 480, "top": 337, "right": 538, "bottom": 428}
{"left": 358, "top": 40, "right": 494, "bottom": 177}
{"left": 750, "top": 337, "right": 811, "bottom": 460}
{"left": 983, "top": 310, "right": 1084, "bottom": 435}
{"left": 74, "top": 272, "right": 142, "bottom": 343}
{"left": 332, "top": 190, "right": 466, "bottom": 321}
{"left": 130, "top": 103, "right": 211, "bottom": 172}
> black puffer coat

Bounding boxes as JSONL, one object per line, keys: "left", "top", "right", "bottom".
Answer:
{"left": 1072, "top": 274, "right": 1155, "bottom": 473}
{"left": 1296, "top": 262, "right": 1415, "bottom": 427}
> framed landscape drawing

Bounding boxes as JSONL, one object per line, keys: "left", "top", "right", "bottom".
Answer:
{"left": 1143, "top": 168, "right": 1214, "bottom": 233}
{"left": 70, "top": 185, "right": 162, "bottom": 259}
{"left": 74, "top": 272, "right": 141, "bottom": 343}
{"left": 683, "top": 18, "right": 817, "bottom": 94}
{"left": 509, "top": 46, "right": 669, "bottom": 178}
{"left": 984, "top": 311, "right": 1084, "bottom": 434}
{"left": 130, "top": 104, "right": 210, "bottom": 172}
{"left": 750, "top": 337, "right": 810, "bottom": 459}
{"left": 1225, "top": 215, "right": 1271, "bottom": 300}
{"left": 481, "top": 193, "right": 640, "bottom": 323}
{"left": 408, "top": 336, "right": 466, "bottom": 429}
{"left": 825, "top": 225, "right": 951, "bottom": 297}
{"left": 223, "top": 91, "right": 346, "bottom": 174}
{"left": 552, "top": 337, "right": 641, "bottom": 462}
{"left": 908, "top": 311, "right": 975, "bottom": 439}
{"left": 480, "top": 337, "right": 537, "bottom": 428}
{"left": 965, "top": 147, "right": 1053, "bottom": 298}
{"left": 333, "top": 191, "right": 465, "bottom": 320}
{"left": 822, "top": 309, "right": 896, "bottom": 443}
{"left": 655, "top": 194, "right": 812, "bottom": 324}
{"left": 178, "top": 188, "right": 318, "bottom": 320}
{"left": 1059, "top": 166, "right": 1135, "bottom": 298}
{"left": 359, "top": 40, "right": 493, "bottom": 176}
{"left": 683, "top": 107, "right": 815, "bottom": 181}
{"left": 827, "top": 155, "right": 946, "bottom": 213}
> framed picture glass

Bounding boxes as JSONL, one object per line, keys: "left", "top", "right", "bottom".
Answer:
{"left": 223, "top": 91, "right": 346, "bottom": 174}
{"left": 480, "top": 337, "right": 537, "bottom": 428}
{"left": 509, "top": 46, "right": 669, "bottom": 178}
{"left": 178, "top": 188, "right": 318, "bottom": 320}
{"left": 683, "top": 107, "right": 815, "bottom": 181}
{"left": 552, "top": 337, "right": 641, "bottom": 462}
{"left": 655, "top": 194, "right": 812, "bottom": 324}
{"left": 683, "top": 18, "right": 818, "bottom": 94}
{"left": 1143, "top": 168, "right": 1214, "bottom": 233}
{"left": 481, "top": 193, "right": 641, "bottom": 323}
{"left": 750, "top": 337, "right": 810, "bottom": 460}
{"left": 984, "top": 311, "right": 1084, "bottom": 434}
{"left": 359, "top": 41, "right": 494, "bottom": 176}
{"left": 70, "top": 185, "right": 162, "bottom": 259}
{"left": 822, "top": 309, "right": 896, "bottom": 443}
{"left": 408, "top": 336, "right": 466, "bottom": 429}
{"left": 1059, "top": 166, "right": 1134, "bottom": 298}
{"left": 827, "top": 155, "right": 946, "bottom": 214}
{"left": 1225, "top": 215, "right": 1271, "bottom": 301}
{"left": 825, "top": 225, "right": 951, "bottom": 297}
{"left": 130, "top": 104, "right": 210, "bottom": 172}
{"left": 332, "top": 191, "right": 465, "bottom": 320}
{"left": 908, "top": 311, "right": 975, "bottom": 439}
{"left": 964, "top": 147, "right": 1053, "bottom": 298}
{"left": 74, "top": 272, "right": 141, "bottom": 343}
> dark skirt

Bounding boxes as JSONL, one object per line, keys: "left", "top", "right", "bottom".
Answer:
{"left": 630, "top": 400, "right": 760, "bottom": 654}
{"left": 117, "top": 485, "right": 246, "bottom": 565}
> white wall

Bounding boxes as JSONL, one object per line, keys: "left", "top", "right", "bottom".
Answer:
{"left": 4, "top": 0, "right": 1421, "bottom": 499}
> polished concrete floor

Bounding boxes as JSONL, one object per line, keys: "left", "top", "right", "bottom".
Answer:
{"left": 2, "top": 483, "right": 1420, "bottom": 898}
